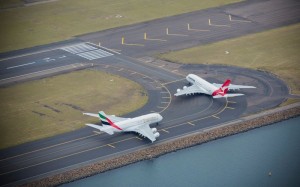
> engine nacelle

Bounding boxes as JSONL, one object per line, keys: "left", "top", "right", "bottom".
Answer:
{"left": 183, "top": 86, "right": 187, "bottom": 90}
{"left": 151, "top": 128, "right": 157, "bottom": 133}
{"left": 154, "top": 132, "right": 160, "bottom": 138}
{"left": 177, "top": 89, "right": 181, "bottom": 93}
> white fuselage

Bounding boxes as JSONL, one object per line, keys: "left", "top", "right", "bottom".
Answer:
{"left": 111, "top": 113, "right": 162, "bottom": 133}
{"left": 186, "top": 74, "right": 218, "bottom": 95}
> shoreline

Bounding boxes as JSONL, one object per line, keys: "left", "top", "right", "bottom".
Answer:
{"left": 22, "top": 102, "right": 300, "bottom": 187}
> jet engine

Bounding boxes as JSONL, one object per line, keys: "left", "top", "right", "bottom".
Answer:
{"left": 154, "top": 132, "right": 160, "bottom": 138}
{"left": 183, "top": 86, "right": 187, "bottom": 90}
{"left": 151, "top": 128, "right": 157, "bottom": 133}
{"left": 177, "top": 89, "right": 181, "bottom": 92}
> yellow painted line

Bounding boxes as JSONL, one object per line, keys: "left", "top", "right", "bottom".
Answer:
{"left": 0, "top": 134, "right": 98, "bottom": 162}
{"left": 162, "top": 78, "right": 186, "bottom": 86}
{"left": 135, "top": 137, "right": 143, "bottom": 140}
{"left": 162, "top": 97, "right": 170, "bottom": 99}
{"left": 130, "top": 72, "right": 137, "bottom": 75}
{"left": 157, "top": 106, "right": 165, "bottom": 109}
{"left": 121, "top": 37, "right": 144, "bottom": 46}
{"left": 118, "top": 68, "right": 123, "bottom": 71}
{"left": 156, "top": 86, "right": 162, "bottom": 89}
{"left": 212, "top": 115, "right": 220, "bottom": 119}
{"left": 229, "top": 15, "right": 251, "bottom": 23}
{"left": 208, "top": 19, "right": 230, "bottom": 27}
{"left": 158, "top": 65, "right": 165, "bottom": 68}
{"left": 172, "top": 70, "right": 178, "bottom": 72}
{"left": 107, "top": 144, "right": 116, "bottom": 148}
{"left": 144, "top": 33, "right": 167, "bottom": 41}
{"left": 161, "top": 102, "right": 169, "bottom": 104}
{"left": 226, "top": 107, "right": 235, "bottom": 110}
{"left": 166, "top": 28, "right": 188, "bottom": 37}
{"left": 143, "top": 76, "right": 148, "bottom": 79}
{"left": 161, "top": 129, "right": 169, "bottom": 133}
{"left": 160, "top": 91, "right": 168, "bottom": 94}
{"left": 188, "top": 122, "right": 195, "bottom": 126}
{"left": 93, "top": 131, "right": 103, "bottom": 135}
{"left": 227, "top": 101, "right": 236, "bottom": 104}
{"left": 0, "top": 137, "right": 138, "bottom": 176}
{"left": 187, "top": 23, "right": 210, "bottom": 32}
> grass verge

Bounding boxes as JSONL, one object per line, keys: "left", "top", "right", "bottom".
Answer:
{"left": 159, "top": 24, "right": 300, "bottom": 96}
{"left": 0, "top": 69, "right": 148, "bottom": 149}
{"left": 0, "top": 0, "right": 241, "bottom": 53}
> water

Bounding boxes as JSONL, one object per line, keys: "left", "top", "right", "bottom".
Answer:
{"left": 62, "top": 117, "right": 300, "bottom": 187}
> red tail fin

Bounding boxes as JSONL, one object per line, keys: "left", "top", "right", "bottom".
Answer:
{"left": 221, "top": 79, "right": 231, "bottom": 94}
{"left": 212, "top": 79, "right": 231, "bottom": 97}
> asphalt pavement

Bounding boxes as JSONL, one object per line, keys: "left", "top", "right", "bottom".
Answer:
{"left": 0, "top": 0, "right": 296, "bottom": 186}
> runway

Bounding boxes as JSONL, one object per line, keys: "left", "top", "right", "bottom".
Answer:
{"left": 0, "top": 0, "right": 296, "bottom": 186}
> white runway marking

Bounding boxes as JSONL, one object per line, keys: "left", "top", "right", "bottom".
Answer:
{"left": 61, "top": 43, "right": 113, "bottom": 60}
{"left": 6, "top": 62, "right": 36, "bottom": 69}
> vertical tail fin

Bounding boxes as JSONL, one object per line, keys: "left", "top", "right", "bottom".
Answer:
{"left": 212, "top": 79, "right": 231, "bottom": 97}
{"left": 220, "top": 79, "right": 231, "bottom": 94}
{"left": 98, "top": 111, "right": 122, "bottom": 130}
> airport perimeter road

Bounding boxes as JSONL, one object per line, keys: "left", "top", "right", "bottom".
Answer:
{"left": 78, "top": 0, "right": 300, "bottom": 57}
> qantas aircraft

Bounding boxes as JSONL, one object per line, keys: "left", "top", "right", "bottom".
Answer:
{"left": 175, "top": 74, "right": 255, "bottom": 98}
{"left": 83, "top": 111, "right": 163, "bottom": 142}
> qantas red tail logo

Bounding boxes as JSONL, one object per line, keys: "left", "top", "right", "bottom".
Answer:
{"left": 212, "top": 79, "right": 231, "bottom": 96}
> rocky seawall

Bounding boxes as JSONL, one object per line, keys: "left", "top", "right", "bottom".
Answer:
{"left": 22, "top": 103, "right": 300, "bottom": 187}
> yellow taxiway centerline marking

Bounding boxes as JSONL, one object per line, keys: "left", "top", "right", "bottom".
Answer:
{"left": 187, "top": 23, "right": 210, "bottom": 32}
{"left": 0, "top": 134, "right": 98, "bottom": 162}
{"left": 161, "top": 129, "right": 169, "bottom": 133}
{"left": 107, "top": 144, "right": 116, "bottom": 148}
{"left": 144, "top": 33, "right": 167, "bottom": 41}
{"left": 93, "top": 131, "right": 103, "bottom": 135}
{"left": 158, "top": 65, "right": 165, "bottom": 68}
{"left": 0, "top": 137, "right": 138, "bottom": 176}
{"left": 162, "top": 78, "right": 186, "bottom": 86}
{"left": 162, "top": 97, "right": 170, "bottom": 99}
{"left": 226, "top": 107, "right": 235, "bottom": 110}
{"left": 208, "top": 19, "right": 230, "bottom": 27}
{"left": 130, "top": 72, "right": 137, "bottom": 75}
{"left": 229, "top": 15, "right": 251, "bottom": 23}
{"left": 157, "top": 106, "right": 165, "bottom": 109}
{"left": 227, "top": 101, "right": 236, "bottom": 103}
{"left": 188, "top": 122, "right": 195, "bottom": 126}
{"left": 135, "top": 137, "right": 143, "bottom": 140}
{"left": 212, "top": 115, "right": 220, "bottom": 119}
{"left": 166, "top": 28, "right": 188, "bottom": 37}
{"left": 121, "top": 37, "right": 144, "bottom": 46}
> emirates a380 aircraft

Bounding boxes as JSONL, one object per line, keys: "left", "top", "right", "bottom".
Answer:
{"left": 83, "top": 111, "right": 163, "bottom": 142}
{"left": 175, "top": 74, "right": 255, "bottom": 98}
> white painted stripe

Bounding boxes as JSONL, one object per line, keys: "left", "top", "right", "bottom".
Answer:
{"left": 61, "top": 44, "right": 97, "bottom": 54}
{"left": 6, "top": 62, "right": 36, "bottom": 69}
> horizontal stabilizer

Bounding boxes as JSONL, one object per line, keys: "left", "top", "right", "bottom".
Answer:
{"left": 213, "top": 93, "right": 244, "bottom": 98}
{"left": 85, "top": 123, "right": 114, "bottom": 135}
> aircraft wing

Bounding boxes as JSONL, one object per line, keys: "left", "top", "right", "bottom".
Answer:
{"left": 128, "top": 124, "right": 156, "bottom": 142}
{"left": 83, "top": 112, "right": 99, "bottom": 118}
{"left": 212, "top": 83, "right": 256, "bottom": 90}
{"left": 83, "top": 112, "right": 129, "bottom": 123}
{"left": 174, "top": 85, "right": 207, "bottom": 96}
